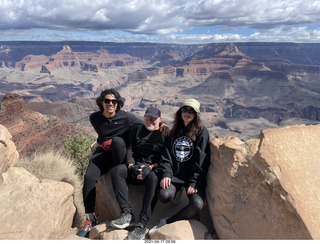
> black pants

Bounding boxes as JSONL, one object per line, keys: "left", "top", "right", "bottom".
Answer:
{"left": 111, "top": 164, "right": 159, "bottom": 226}
{"left": 83, "top": 137, "right": 127, "bottom": 213}
{"left": 157, "top": 183, "right": 205, "bottom": 224}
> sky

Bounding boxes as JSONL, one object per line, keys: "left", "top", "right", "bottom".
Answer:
{"left": 0, "top": 0, "right": 320, "bottom": 44}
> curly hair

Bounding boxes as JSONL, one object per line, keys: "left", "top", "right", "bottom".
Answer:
{"left": 95, "top": 88, "right": 124, "bottom": 112}
{"left": 170, "top": 107, "right": 202, "bottom": 141}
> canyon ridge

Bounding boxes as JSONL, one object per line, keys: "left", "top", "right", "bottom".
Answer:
{"left": 0, "top": 41, "right": 320, "bottom": 155}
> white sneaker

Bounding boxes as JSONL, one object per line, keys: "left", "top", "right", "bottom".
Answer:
{"left": 148, "top": 217, "right": 169, "bottom": 235}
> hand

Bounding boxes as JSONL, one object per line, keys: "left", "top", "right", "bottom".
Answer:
{"left": 187, "top": 186, "right": 198, "bottom": 195}
{"left": 137, "top": 164, "right": 151, "bottom": 180}
{"left": 160, "top": 177, "right": 171, "bottom": 189}
{"left": 159, "top": 123, "right": 170, "bottom": 136}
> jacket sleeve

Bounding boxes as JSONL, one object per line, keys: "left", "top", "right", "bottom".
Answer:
{"left": 155, "top": 137, "right": 173, "bottom": 180}
{"left": 188, "top": 127, "right": 211, "bottom": 189}
{"left": 127, "top": 111, "right": 144, "bottom": 127}
{"left": 125, "top": 125, "right": 139, "bottom": 165}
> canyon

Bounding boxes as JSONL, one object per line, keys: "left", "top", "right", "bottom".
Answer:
{"left": 0, "top": 41, "right": 319, "bottom": 155}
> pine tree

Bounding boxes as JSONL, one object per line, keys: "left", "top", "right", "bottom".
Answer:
{"left": 64, "top": 132, "right": 95, "bottom": 179}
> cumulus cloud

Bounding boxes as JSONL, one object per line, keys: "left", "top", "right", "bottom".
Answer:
{"left": 0, "top": 0, "right": 319, "bottom": 42}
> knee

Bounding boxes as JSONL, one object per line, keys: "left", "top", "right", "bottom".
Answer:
{"left": 158, "top": 187, "right": 175, "bottom": 203}
{"left": 111, "top": 164, "right": 127, "bottom": 179}
{"left": 112, "top": 136, "right": 126, "bottom": 148}
{"left": 190, "top": 196, "right": 204, "bottom": 212}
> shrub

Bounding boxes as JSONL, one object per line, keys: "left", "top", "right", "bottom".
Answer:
{"left": 18, "top": 150, "right": 85, "bottom": 228}
{"left": 63, "top": 132, "right": 95, "bottom": 180}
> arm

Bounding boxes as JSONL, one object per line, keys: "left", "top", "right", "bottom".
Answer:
{"left": 126, "top": 125, "right": 139, "bottom": 166}
{"left": 188, "top": 127, "right": 211, "bottom": 189}
{"left": 156, "top": 137, "right": 174, "bottom": 187}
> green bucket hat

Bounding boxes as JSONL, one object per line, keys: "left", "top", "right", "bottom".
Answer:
{"left": 182, "top": 98, "right": 200, "bottom": 113}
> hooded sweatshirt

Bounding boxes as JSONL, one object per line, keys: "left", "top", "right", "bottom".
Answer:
{"left": 156, "top": 126, "right": 211, "bottom": 189}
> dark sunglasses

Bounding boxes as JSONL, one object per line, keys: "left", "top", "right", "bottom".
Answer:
{"left": 104, "top": 98, "right": 118, "bottom": 105}
{"left": 181, "top": 107, "right": 196, "bottom": 114}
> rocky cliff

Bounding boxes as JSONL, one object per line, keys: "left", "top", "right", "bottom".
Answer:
{"left": 207, "top": 124, "right": 320, "bottom": 239}
{"left": 0, "top": 94, "right": 94, "bottom": 156}
{"left": 1, "top": 123, "right": 319, "bottom": 240}
{"left": 1, "top": 41, "right": 320, "bottom": 142}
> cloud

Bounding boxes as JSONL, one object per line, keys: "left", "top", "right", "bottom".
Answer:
{"left": 0, "top": 0, "right": 319, "bottom": 42}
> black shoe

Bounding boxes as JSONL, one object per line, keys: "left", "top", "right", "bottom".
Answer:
{"left": 126, "top": 222, "right": 147, "bottom": 240}
{"left": 110, "top": 213, "right": 135, "bottom": 229}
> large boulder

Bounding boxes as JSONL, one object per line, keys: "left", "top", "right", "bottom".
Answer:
{"left": 94, "top": 171, "right": 214, "bottom": 233}
{"left": 0, "top": 167, "right": 76, "bottom": 240}
{"left": 0, "top": 124, "right": 19, "bottom": 186}
{"left": 207, "top": 124, "right": 320, "bottom": 239}
{"left": 148, "top": 219, "right": 209, "bottom": 240}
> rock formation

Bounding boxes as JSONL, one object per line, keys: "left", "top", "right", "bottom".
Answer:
{"left": 207, "top": 124, "right": 320, "bottom": 239}
{"left": 1, "top": 123, "right": 320, "bottom": 240}
{"left": 0, "top": 125, "right": 19, "bottom": 186}
{"left": 0, "top": 167, "right": 75, "bottom": 240}
{"left": 0, "top": 94, "right": 93, "bottom": 156}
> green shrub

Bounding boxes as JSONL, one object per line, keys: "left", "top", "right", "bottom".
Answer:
{"left": 63, "top": 132, "right": 95, "bottom": 180}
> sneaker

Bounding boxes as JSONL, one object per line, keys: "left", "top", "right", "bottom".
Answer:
{"left": 76, "top": 220, "right": 93, "bottom": 237}
{"left": 126, "top": 222, "right": 147, "bottom": 240}
{"left": 110, "top": 212, "right": 135, "bottom": 229}
{"left": 148, "top": 217, "right": 169, "bottom": 235}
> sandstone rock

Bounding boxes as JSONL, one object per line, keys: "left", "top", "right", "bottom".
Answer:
{"left": 95, "top": 171, "right": 213, "bottom": 231}
{"left": 89, "top": 221, "right": 129, "bottom": 240}
{"left": 0, "top": 124, "right": 19, "bottom": 186}
{"left": 149, "top": 219, "right": 208, "bottom": 240}
{"left": 0, "top": 167, "right": 76, "bottom": 240}
{"left": 207, "top": 124, "right": 320, "bottom": 239}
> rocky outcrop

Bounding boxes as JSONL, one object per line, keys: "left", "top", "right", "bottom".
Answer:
{"left": 14, "top": 46, "right": 140, "bottom": 71}
{"left": 0, "top": 167, "right": 75, "bottom": 240}
{"left": 207, "top": 124, "right": 320, "bottom": 239}
{"left": 0, "top": 94, "right": 93, "bottom": 156}
{"left": 0, "top": 124, "right": 19, "bottom": 186}
{"left": 87, "top": 219, "right": 209, "bottom": 240}
{"left": 94, "top": 171, "right": 214, "bottom": 232}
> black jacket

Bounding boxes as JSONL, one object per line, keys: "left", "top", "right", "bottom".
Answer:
{"left": 156, "top": 126, "right": 210, "bottom": 189}
{"left": 126, "top": 124, "right": 165, "bottom": 165}
{"left": 90, "top": 110, "right": 142, "bottom": 145}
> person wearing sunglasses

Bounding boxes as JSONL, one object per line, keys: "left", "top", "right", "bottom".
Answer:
{"left": 110, "top": 107, "right": 165, "bottom": 240}
{"left": 77, "top": 89, "right": 169, "bottom": 237}
{"left": 149, "top": 98, "right": 211, "bottom": 235}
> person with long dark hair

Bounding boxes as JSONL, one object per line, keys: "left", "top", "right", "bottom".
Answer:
{"left": 150, "top": 98, "right": 210, "bottom": 234}
{"left": 76, "top": 89, "right": 168, "bottom": 237}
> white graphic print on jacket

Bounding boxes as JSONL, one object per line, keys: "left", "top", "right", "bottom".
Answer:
{"left": 173, "top": 136, "right": 193, "bottom": 162}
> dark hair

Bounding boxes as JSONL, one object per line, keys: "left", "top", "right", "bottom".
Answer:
{"left": 170, "top": 107, "right": 202, "bottom": 141}
{"left": 96, "top": 89, "right": 124, "bottom": 112}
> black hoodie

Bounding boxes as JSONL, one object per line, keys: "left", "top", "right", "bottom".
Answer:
{"left": 156, "top": 126, "right": 211, "bottom": 189}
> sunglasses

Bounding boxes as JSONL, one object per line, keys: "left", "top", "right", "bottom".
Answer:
{"left": 104, "top": 98, "right": 118, "bottom": 105}
{"left": 181, "top": 107, "right": 196, "bottom": 114}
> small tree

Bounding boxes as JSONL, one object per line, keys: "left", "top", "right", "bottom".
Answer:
{"left": 64, "top": 132, "right": 95, "bottom": 179}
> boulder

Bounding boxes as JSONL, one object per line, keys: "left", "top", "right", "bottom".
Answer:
{"left": 0, "top": 124, "right": 19, "bottom": 186}
{"left": 207, "top": 124, "right": 320, "bottom": 239}
{"left": 95, "top": 171, "right": 214, "bottom": 232}
{"left": 0, "top": 167, "right": 76, "bottom": 240}
{"left": 149, "top": 219, "right": 209, "bottom": 240}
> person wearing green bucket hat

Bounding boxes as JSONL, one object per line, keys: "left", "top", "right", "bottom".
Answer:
{"left": 149, "top": 98, "right": 211, "bottom": 235}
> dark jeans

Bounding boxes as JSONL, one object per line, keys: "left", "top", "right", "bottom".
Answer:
{"left": 157, "top": 183, "right": 205, "bottom": 224}
{"left": 111, "top": 164, "right": 159, "bottom": 226}
{"left": 83, "top": 137, "right": 126, "bottom": 213}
